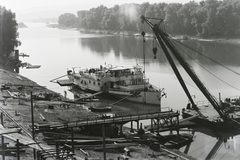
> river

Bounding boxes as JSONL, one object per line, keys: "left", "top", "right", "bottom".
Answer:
{"left": 18, "top": 22, "right": 240, "bottom": 159}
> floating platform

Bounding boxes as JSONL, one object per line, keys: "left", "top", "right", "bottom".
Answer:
{"left": 56, "top": 79, "right": 73, "bottom": 86}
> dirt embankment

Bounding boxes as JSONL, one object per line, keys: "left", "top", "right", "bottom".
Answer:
{"left": 0, "top": 67, "right": 197, "bottom": 160}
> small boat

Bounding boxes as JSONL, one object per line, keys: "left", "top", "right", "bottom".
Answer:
{"left": 88, "top": 106, "right": 112, "bottom": 112}
{"left": 160, "top": 133, "right": 193, "bottom": 149}
{"left": 21, "top": 63, "right": 41, "bottom": 69}
{"left": 181, "top": 99, "right": 240, "bottom": 132}
{"left": 147, "top": 132, "right": 193, "bottom": 150}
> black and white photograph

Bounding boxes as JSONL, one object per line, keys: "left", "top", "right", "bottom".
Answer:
{"left": 0, "top": 0, "right": 240, "bottom": 159}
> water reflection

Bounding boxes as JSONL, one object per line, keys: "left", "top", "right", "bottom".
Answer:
{"left": 185, "top": 126, "right": 240, "bottom": 159}
{"left": 78, "top": 35, "right": 168, "bottom": 61}
{"left": 79, "top": 36, "right": 240, "bottom": 67}
{"left": 18, "top": 24, "right": 240, "bottom": 160}
{"left": 182, "top": 40, "right": 240, "bottom": 66}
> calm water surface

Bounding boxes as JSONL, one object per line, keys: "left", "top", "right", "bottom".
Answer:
{"left": 18, "top": 23, "right": 240, "bottom": 160}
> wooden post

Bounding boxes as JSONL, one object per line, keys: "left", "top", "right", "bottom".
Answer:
{"left": 1, "top": 135, "right": 5, "bottom": 160}
{"left": 219, "top": 93, "right": 221, "bottom": 102}
{"left": 1, "top": 112, "right": 3, "bottom": 126}
{"left": 102, "top": 125, "right": 106, "bottom": 160}
{"left": 170, "top": 118, "right": 173, "bottom": 134}
{"left": 119, "top": 124, "right": 123, "bottom": 135}
{"left": 16, "top": 139, "right": 20, "bottom": 160}
{"left": 71, "top": 127, "right": 74, "bottom": 153}
{"left": 31, "top": 92, "right": 36, "bottom": 159}
{"left": 130, "top": 121, "right": 133, "bottom": 132}
{"left": 150, "top": 119, "right": 154, "bottom": 133}
{"left": 1, "top": 112, "right": 5, "bottom": 160}
{"left": 15, "top": 50, "right": 19, "bottom": 73}
{"left": 137, "top": 120, "right": 139, "bottom": 130}
{"left": 177, "top": 115, "right": 179, "bottom": 135}
{"left": 37, "top": 151, "right": 40, "bottom": 160}
{"left": 56, "top": 141, "right": 59, "bottom": 159}
{"left": 157, "top": 119, "right": 160, "bottom": 136}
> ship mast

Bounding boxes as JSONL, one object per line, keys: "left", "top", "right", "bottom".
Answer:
{"left": 142, "top": 25, "right": 146, "bottom": 104}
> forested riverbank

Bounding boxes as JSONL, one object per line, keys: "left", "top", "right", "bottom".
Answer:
{"left": 58, "top": 0, "right": 240, "bottom": 39}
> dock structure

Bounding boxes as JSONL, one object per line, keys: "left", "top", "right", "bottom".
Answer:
{"left": 35, "top": 109, "right": 180, "bottom": 135}
{"left": 56, "top": 79, "right": 73, "bottom": 87}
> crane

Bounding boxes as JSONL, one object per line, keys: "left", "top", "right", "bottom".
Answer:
{"left": 140, "top": 15, "right": 240, "bottom": 129}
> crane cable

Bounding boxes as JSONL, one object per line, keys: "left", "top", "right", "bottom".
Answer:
{"left": 172, "top": 39, "right": 240, "bottom": 77}
{"left": 171, "top": 38, "right": 240, "bottom": 92}
{"left": 143, "top": 36, "right": 199, "bottom": 91}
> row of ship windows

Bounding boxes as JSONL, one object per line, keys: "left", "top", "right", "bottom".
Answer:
{"left": 80, "top": 80, "right": 100, "bottom": 86}
{"left": 74, "top": 76, "right": 101, "bottom": 86}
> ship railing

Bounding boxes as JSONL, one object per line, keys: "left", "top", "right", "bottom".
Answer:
{"left": 49, "top": 108, "right": 179, "bottom": 130}
{"left": 222, "top": 95, "right": 240, "bottom": 104}
{"left": 195, "top": 100, "right": 211, "bottom": 107}
{"left": 58, "top": 108, "right": 179, "bottom": 128}
{"left": 143, "top": 78, "right": 149, "bottom": 84}
{"left": 108, "top": 88, "right": 143, "bottom": 93}
{"left": 161, "top": 107, "right": 171, "bottom": 112}
{"left": 195, "top": 95, "right": 240, "bottom": 107}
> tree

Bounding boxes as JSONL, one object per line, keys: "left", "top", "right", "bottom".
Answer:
{"left": 216, "top": 0, "right": 240, "bottom": 37}
{"left": 177, "top": 1, "right": 199, "bottom": 35}
{"left": 73, "top": 1, "right": 240, "bottom": 37}
{"left": 164, "top": 3, "right": 183, "bottom": 34}
{"left": 0, "top": 6, "right": 21, "bottom": 68}
{"left": 201, "top": 0, "right": 222, "bottom": 36}
{"left": 191, "top": 2, "right": 207, "bottom": 36}
{"left": 58, "top": 13, "right": 79, "bottom": 27}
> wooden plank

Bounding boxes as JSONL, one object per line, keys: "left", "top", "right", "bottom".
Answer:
{"left": 0, "top": 128, "right": 21, "bottom": 135}
{"left": 0, "top": 125, "right": 53, "bottom": 151}
{"left": 1, "top": 90, "right": 11, "bottom": 98}
{"left": 56, "top": 79, "right": 73, "bottom": 86}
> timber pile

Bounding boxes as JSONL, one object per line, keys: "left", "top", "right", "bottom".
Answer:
{"left": 36, "top": 145, "right": 75, "bottom": 160}
{"left": 40, "top": 130, "right": 138, "bottom": 152}
{"left": 0, "top": 143, "right": 26, "bottom": 156}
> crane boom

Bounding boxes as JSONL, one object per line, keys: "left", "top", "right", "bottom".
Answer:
{"left": 141, "top": 15, "right": 229, "bottom": 121}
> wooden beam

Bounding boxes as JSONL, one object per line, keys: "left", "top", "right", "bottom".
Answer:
{"left": 0, "top": 128, "right": 21, "bottom": 135}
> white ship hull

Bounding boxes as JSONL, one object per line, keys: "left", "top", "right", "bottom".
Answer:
{"left": 108, "top": 90, "right": 160, "bottom": 105}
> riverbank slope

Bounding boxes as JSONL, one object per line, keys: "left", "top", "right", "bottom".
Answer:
{"left": 0, "top": 67, "right": 197, "bottom": 160}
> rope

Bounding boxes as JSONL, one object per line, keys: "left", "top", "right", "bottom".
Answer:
{"left": 144, "top": 36, "right": 199, "bottom": 91}
{"left": 219, "top": 147, "right": 230, "bottom": 160}
{"left": 110, "top": 91, "right": 141, "bottom": 106}
{"left": 172, "top": 39, "right": 240, "bottom": 77}
{"left": 171, "top": 39, "right": 240, "bottom": 92}
{"left": 189, "top": 138, "right": 216, "bottom": 154}
{"left": 50, "top": 74, "right": 67, "bottom": 83}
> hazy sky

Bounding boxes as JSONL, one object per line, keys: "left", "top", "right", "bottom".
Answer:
{"left": 1, "top": 0, "right": 201, "bottom": 21}
{"left": 2, "top": 0, "right": 200, "bottom": 11}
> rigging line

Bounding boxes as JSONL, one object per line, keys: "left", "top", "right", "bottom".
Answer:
{"left": 196, "top": 150, "right": 206, "bottom": 159}
{"left": 172, "top": 39, "right": 240, "bottom": 77}
{"left": 219, "top": 148, "right": 231, "bottom": 160}
{"left": 0, "top": 106, "right": 57, "bottom": 160}
{"left": 154, "top": 40, "right": 199, "bottom": 91}
{"left": 155, "top": 41, "right": 200, "bottom": 90}
{"left": 144, "top": 38, "right": 199, "bottom": 91}
{"left": 189, "top": 139, "right": 217, "bottom": 154}
{"left": 234, "top": 153, "right": 240, "bottom": 160}
{"left": 171, "top": 40, "right": 240, "bottom": 92}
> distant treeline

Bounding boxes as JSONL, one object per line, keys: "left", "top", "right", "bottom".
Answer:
{"left": 0, "top": 6, "right": 21, "bottom": 70}
{"left": 58, "top": 0, "right": 240, "bottom": 38}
